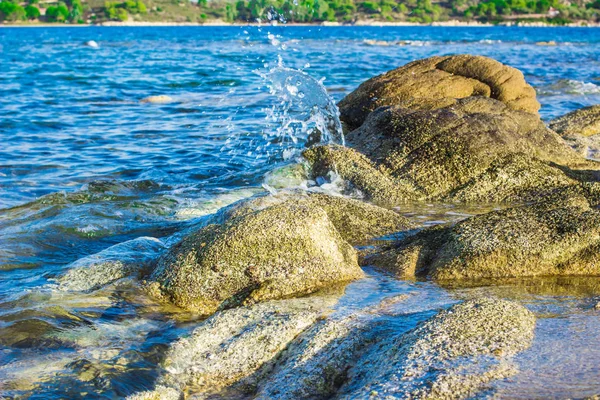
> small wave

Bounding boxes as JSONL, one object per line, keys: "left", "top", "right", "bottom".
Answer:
{"left": 538, "top": 79, "right": 600, "bottom": 96}
{"left": 55, "top": 236, "right": 165, "bottom": 292}
{"left": 362, "top": 39, "right": 432, "bottom": 47}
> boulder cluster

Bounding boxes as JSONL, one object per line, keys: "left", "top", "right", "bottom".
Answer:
{"left": 65, "top": 55, "right": 600, "bottom": 399}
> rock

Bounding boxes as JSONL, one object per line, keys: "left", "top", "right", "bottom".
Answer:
{"left": 132, "top": 295, "right": 532, "bottom": 400}
{"left": 304, "top": 145, "right": 414, "bottom": 205}
{"left": 549, "top": 105, "right": 600, "bottom": 137}
{"left": 84, "top": 40, "right": 99, "bottom": 48}
{"left": 140, "top": 95, "right": 173, "bottom": 104}
{"left": 254, "top": 294, "right": 409, "bottom": 400}
{"left": 155, "top": 291, "right": 341, "bottom": 397}
{"left": 147, "top": 197, "right": 364, "bottom": 313}
{"left": 337, "top": 298, "right": 536, "bottom": 399}
{"left": 57, "top": 237, "right": 165, "bottom": 292}
{"left": 127, "top": 385, "right": 182, "bottom": 400}
{"left": 368, "top": 192, "right": 600, "bottom": 280}
{"left": 305, "top": 97, "right": 585, "bottom": 204}
{"left": 263, "top": 163, "right": 309, "bottom": 189}
{"left": 338, "top": 55, "right": 540, "bottom": 129}
{"left": 214, "top": 190, "right": 414, "bottom": 245}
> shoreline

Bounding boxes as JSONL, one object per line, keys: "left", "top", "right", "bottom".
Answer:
{"left": 2, "top": 19, "right": 600, "bottom": 28}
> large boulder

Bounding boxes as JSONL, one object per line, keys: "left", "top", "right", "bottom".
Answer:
{"left": 147, "top": 197, "right": 363, "bottom": 314}
{"left": 305, "top": 97, "right": 587, "bottom": 204}
{"left": 337, "top": 298, "right": 536, "bottom": 399}
{"left": 338, "top": 55, "right": 540, "bottom": 129}
{"left": 549, "top": 105, "right": 600, "bottom": 137}
{"left": 367, "top": 191, "right": 600, "bottom": 280}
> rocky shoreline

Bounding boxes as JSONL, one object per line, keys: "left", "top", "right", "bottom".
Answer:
{"left": 55, "top": 54, "right": 600, "bottom": 399}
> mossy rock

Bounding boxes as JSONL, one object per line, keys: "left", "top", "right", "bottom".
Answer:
{"left": 305, "top": 97, "right": 592, "bottom": 205}
{"left": 368, "top": 192, "right": 600, "bottom": 280}
{"left": 148, "top": 197, "right": 364, "bottom": 314}
{"left": 549, "top": 105, "right": 600, "bottom": 137}
{"left": 338, "top": 298, "right": 536, "bottom": 399}
{"left": 338, "top": 55, "right": 540, "bottom": 129}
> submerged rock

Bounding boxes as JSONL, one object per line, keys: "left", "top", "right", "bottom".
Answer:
{"left": 147, "top": 197, "right": 364, "bottom": 313}
{"left": 338, "top": 54, "right": 540, "bottom": 129}
{"left": 306, "top": 96, "right": 586, "bottom": 204}
{"left": 368, "top": 192, "right": 600, "bottom": 280}
{"left": 140, "top": 95, "right": 173, "bottom": 104}
{"left": 57, "top": 237, "right": 165, "bottom": 292}
{"left": 136, "top": 295, "right": 533, "bottom": 400}
{"left": 338, "top": 298, "right": 535, "bottom": 399}
{"left": 549, "top": 105, "right": 600, "bottom": 137}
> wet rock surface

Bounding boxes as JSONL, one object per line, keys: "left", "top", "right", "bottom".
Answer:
{"left": 156, "top": 292, "right": 342, "bottom": 397}
{"left": 550, "top": 104, "right": 600, "bottom": 137}
{"left": 134, "top": 295, "right": 534, "bottom": 400}
{"left": 56, "top": 237, "right": 165, "bottom": 292}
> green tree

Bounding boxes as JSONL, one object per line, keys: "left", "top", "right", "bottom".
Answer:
{"left": 0, "top": 1, "right": 25, "bottom": 21}
{"left": 25, "top": 4, "right": 40, "bottom": 18}
{"left": 136, "top": 0, "right": 147, "bottom": 13}
{"left": 45, "top": 3, "right": 69, "bottom": 21}
{"left": 69, "top": 0, "right": 83, "bottom": 21}
{"left": 117, "top": 7, "right": 128, "bottom": 19}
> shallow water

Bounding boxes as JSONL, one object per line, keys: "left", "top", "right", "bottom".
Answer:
{"left": 1, "top": 26, "right": 600, "bottom": 398}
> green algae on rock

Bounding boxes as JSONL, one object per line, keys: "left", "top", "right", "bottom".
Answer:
{"left": 337, "top": 298, "right": 535, "bottom": 399}
{"left": 549, "top": 105, "right": 600, "bottom": 137}
{"left": 338, "top": 54, "right": 541, "bottom": 130}
{"left": 147, "top": 197, "right": 364, "bottom": 313}
{"left": 368, "top": 193, "right": 600, "bottom": 280}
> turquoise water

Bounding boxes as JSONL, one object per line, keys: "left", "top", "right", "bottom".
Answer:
{"left": 1, "top": 26, "right": 600, "bottom": 398}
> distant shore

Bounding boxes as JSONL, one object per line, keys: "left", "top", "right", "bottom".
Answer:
{"left": 2, "top": 19, "right": 600, "bottom": 28}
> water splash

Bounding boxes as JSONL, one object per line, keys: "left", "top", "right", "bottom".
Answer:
{"left": 261, "top": 62, "right": 345, "bottom": 153}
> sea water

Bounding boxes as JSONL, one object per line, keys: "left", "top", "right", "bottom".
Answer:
{"left": 1, "top": 26, "right": 600, "bottom": 398}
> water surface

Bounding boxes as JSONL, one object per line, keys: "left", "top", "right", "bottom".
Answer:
{"left": 1, "top": 26, "right": 600, "bottom": 398}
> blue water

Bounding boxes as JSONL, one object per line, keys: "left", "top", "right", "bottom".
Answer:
{"left": 1, "top": 26, "right": 600, "bottom": 398}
